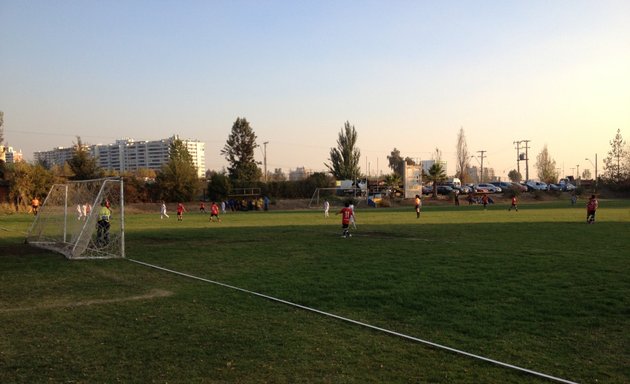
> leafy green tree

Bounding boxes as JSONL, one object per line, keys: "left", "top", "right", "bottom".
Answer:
{"left": 326, "top": 121, "right": 361, "bottom": 180}
{"left": 67, "top": 136, "right": 103, "bottom": 180}
{"left": 207, "top": 171, "right": 232, "bottom": 201}
{"left": 426, "top": 162, "right": 447, "bottom": 198}
{"left": 221, "top": 117, "right": 262, "bottom": 183}
{"left": 535, "top": 145, "right": 559, "bottom": 184}
{"left": 156, "top": 138, "right": 199, "bottom": 202}
{"left": 5, "top": 162, "right": 55, "bottom": 210}
{"left": 508, "top": 169, "right": 522, "bottom": 182}
{"left": 383, "top": 173, "right": 402, "bottom": 197}
{"left": 603, "top": 129, "right": 627, "bottom": 182}
{"left": 387, "top": 148, "right": 405, "bottom": 177}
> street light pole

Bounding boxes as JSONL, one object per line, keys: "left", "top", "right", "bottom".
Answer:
{"left": 263, "top": 141, "right": 269, "bottom": 182}
{"left": 586, "top": 154, "right": 598, "bottom": 192}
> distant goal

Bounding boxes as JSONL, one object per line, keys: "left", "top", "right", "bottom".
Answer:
{"left": 26, "top": 178, "right": 125, "bottom": 259}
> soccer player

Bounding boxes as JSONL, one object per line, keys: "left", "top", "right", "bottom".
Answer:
{"left": 209, "top": 202, "right": 221, "bottom": 222}
{"left": 508, "top": 196, "right": 518, "bottom": 211}
{"left": 177, "top": 202, "right": 187, "bottom": 221}
{"left": 414, "top": 195, "right": 422, "bottom": 218}
{"left": 199, "top": 202, "right": 206, "bottom": 213}
{"left": 349, "top": 203, "right": 357, "bottom": 229}
{"left": 31, "top": 197, "right": 40, "bottom": 215}
{"left": 586, "top": 195, "right": 598, "bottom": 224}
{"left": 160, "top": 201, "right": 169, "bottom": 219}
{"left": 323, "top": 200, "right": 330, "bottom": 218}
{"left": 337, "top": 202, "right": 354, "bottom": 238}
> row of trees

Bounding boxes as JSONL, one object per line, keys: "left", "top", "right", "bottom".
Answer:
{"left": 2, "top": 110, "right": 629, "bottom": 208}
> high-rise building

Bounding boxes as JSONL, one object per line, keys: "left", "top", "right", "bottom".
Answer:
{"left": 0, "top": 146, "right": 23, "bottom": 163}
{"left": 34, "top": 135, "right": 206, "bottom": 177}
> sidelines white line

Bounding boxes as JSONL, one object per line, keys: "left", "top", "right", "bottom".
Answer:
{"left": 127, "top": 258, "right": 579, "bottom": 384}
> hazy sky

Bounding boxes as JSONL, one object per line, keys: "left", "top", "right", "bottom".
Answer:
{"left": 1, "top": 0, "right": 629, "bottom": 180}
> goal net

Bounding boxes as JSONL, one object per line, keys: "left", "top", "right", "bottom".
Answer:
{"left": 26, "top": 178, "right": 125, "bottom": 259}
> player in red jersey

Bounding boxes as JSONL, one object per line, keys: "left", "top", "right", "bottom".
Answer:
{"left": 177, "top": 202, "right": 187, "bottom": 221}
{"left": 209, "top": 202, "right": 221, "bottom": 223}
{"left": 337, "top": 201, "right": 354, "bottom": 238}
{"left": 508, "top": 195, "right": 518, "bottom": 211}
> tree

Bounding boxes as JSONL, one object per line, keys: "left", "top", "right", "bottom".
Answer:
{"left": 383, "top": 173, "right": 402, "bottom": 197}
{"left": 5, "top": 162, "right": 55, "bottom": 210}
{"left": 425, "top": 162, "right": 447, "bottom": 198}
{"left": 67, "top": 136, "right": 103, "bottom": 180}
{"left": 387, "top": 148, "right": 404, "bottom": 177}
{"left": 155, "top": 138, "right": 199, "bottom": 201}
{"left": 535, "top": 145, "right": 559, "bottom": 184}
{"left": 508, "top": 169, "right": 522, "bottom": 182}
{"left": 603, "top": 129, "right": 626, "bottom": 182}
{"left": 582, "top": 169, "right": 592, "bottom": 180}
{"left": 455, "top": 127, "right": 470, "bottom": 183}
{"left": 0, "top": 110, "right": 4, "bottom": 146}
{"left": 221, "top": 117, "right": 262, "bottom": 183}
{"left": 206, "top": 171, "right": 231, "bottom": 201}
{"left": 326, "top": 121, "right": 361, "bottom": 180}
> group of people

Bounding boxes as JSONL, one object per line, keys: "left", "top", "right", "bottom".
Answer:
{"left": 161, "top": 201, "right": 222, "bottom": 223}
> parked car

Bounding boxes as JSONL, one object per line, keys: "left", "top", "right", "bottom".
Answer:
{"left": 511, "top": 182, "right": 528, "bottom": 192}
{"left": 524, "top": 180, "right": 548, "bottom": 191}
{"left": 437, "top": 185, "right": 457, "bottom": 195}
{"left": 475, "top": 183, "right": 502, "bottom": 193}
{"left": 548, "top": 183, "right": 563, "bottom": 191}
{"left": 559, "top": 180, "right": 576, "bottom": 191}
{"left": 490, "top": 181, "right": 525, "bottom": 192}
{"left": 422, "top": 185, "right": 432, "bottom": 195}
{"left": 455, "top": 185, "right": 472, "bottom": 194}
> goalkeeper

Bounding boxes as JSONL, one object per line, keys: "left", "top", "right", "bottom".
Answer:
{"left": 96, "top": 201, "right": 111, "bottom": 246}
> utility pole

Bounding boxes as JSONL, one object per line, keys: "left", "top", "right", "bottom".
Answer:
{"left": 513, "top": 141, "right": 521, "bottom": 176}
{"left": 522, "top": 140, "right": 531, "bottom": 181}
{"left": 477, "top": 150, "right": 486, "bottom": 182}
{"left": 576, "top": 164, "right": 580, "bottom": 180}
{"left": 263, "top": 141, "right": 269, "bottom": 182}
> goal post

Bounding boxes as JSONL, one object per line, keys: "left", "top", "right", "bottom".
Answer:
{"left": 26, "top": 177, "right": 125, "bottom": 259}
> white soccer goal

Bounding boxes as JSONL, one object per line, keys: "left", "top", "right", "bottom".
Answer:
{"left": 26, "top": 178, "right": 125, "bottom": 259}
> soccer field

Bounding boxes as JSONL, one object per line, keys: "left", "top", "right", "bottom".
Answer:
{"left": 1, "top": 201, "right": 629, "bottom": 383}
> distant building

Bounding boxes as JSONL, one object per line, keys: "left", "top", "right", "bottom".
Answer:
{"left": 34, "top": 135, "right": 206, "bottom": 177}
{"left": 289, "top": 167, "right": 313, "bottom": 181}
{"left": 0, "top": 146, "right": 23, "bottom": 163}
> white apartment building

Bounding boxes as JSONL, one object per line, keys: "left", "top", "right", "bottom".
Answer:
{"left": 0, "top": 146, "right": 24, "bottom": 163}
{"left": 35, "top": 135, "right": 206, "bottom": 178}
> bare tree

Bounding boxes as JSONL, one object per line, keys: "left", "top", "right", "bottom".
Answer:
{"left": 455, "top": 127, "right": 470, "bottom": 182}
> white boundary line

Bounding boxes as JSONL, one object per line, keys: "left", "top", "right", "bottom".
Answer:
{"left": 127, "top": 258, "right": 579, "bottom": 384}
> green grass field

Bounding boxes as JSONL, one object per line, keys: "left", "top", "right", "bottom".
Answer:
{"left": 1, "top": 200, "right": 629, "bottom": 383}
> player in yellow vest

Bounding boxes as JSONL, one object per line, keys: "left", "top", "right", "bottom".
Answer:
{"left": 96, "top": 202, "right": 111, "bottom": 246}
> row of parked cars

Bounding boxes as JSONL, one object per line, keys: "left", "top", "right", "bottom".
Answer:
{"left": 423, "top": 180, "right": 577, "bottom": 195}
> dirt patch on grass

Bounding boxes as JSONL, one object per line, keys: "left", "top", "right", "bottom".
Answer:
{"left": 0, "top": 288, "right": 173, "bottom": 313}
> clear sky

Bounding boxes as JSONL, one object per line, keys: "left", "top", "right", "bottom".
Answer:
{"left": 1, "top": 0, "right": 629, "bottom": 180}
